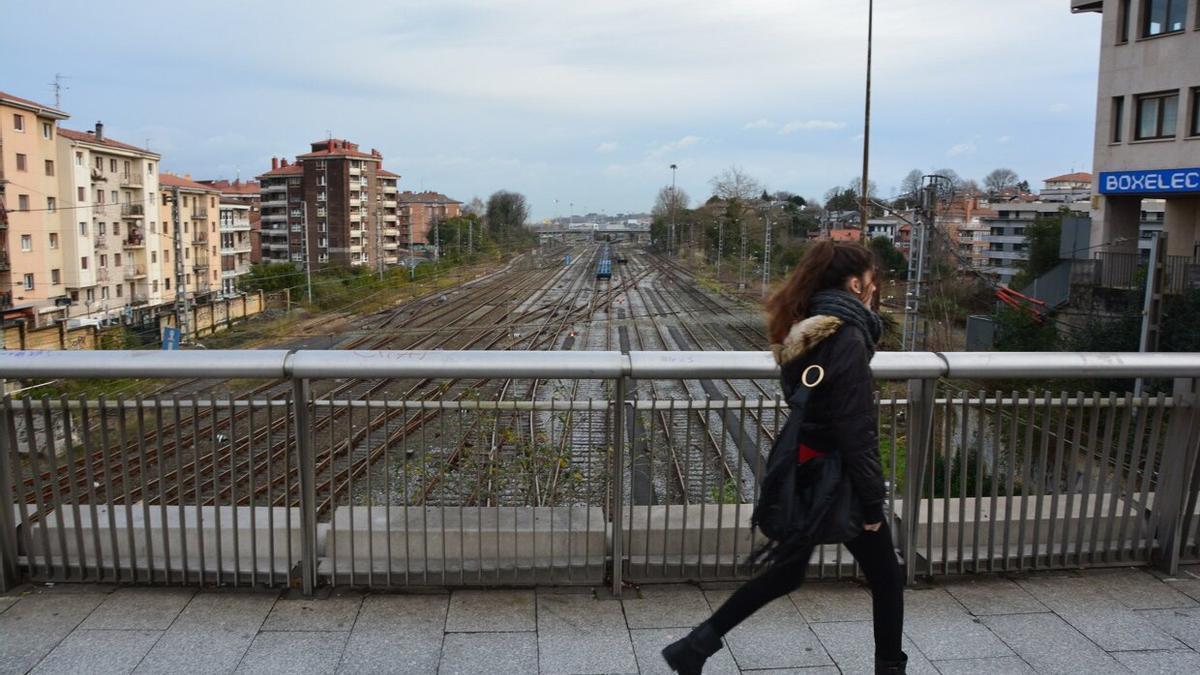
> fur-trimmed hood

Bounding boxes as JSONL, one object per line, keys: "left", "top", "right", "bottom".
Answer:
{"left": 770, "top": 315, "right": 844, "bottom": 365}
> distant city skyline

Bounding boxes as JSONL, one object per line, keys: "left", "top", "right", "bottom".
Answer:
{"left": 2, "top": 1, "right": 1102, "bottom": 220}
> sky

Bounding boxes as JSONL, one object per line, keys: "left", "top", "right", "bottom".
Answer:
{"left": 3, "top": 1, "right": 1103, "bottom": 221}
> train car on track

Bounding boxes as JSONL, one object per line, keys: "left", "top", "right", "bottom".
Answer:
{"left": 596, "top": 257, "right": 612, "bottom": 279}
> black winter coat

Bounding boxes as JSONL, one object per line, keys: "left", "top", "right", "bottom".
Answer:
{"left": 772, "top": 315, "right": 887, "bottom": 525}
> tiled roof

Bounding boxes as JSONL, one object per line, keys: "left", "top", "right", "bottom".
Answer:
{"left": 296, "top": 147, "right": 378, "bottom": 160}
{"left": 58, "top": 127, "right": 160, "bottom": 157}
{"left": 159, "top": 172, "right": 221, "bottom": 193}
{"left": 0, "top": 90, "right": 68, "bottom": 119}
{"left": 377, "top": 169, "right": 400, "bottom": 178}
{"left": 257, "top": 164, "right": 304, "bottom": 178}
{"left": 198, "top": 179, "right": 261, "bottom": 195}
{"left": 1045, "top": 172, "right": 1093, "bottom": 183}
{"left": 397, "top": 191, "right": 461, "bottom": 205}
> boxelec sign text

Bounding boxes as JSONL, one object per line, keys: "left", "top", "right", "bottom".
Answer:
{"left": 1099, "top": 168, "right": 1200, "bottom": 195}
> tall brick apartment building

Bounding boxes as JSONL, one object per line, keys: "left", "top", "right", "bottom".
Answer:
{"left": 257, "top": 139, "right": 400, "bottom": 269}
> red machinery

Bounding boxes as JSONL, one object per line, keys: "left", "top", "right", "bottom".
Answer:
{"left": 995, "top": 285, "right": 1047, "bottom": 323}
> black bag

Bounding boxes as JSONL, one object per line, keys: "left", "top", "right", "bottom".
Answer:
{"left": 750, "top": 386, "right": 863, "bottom": 564}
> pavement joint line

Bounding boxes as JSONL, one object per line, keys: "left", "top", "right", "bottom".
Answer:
{"left": 23, "top": 584, "right": 109, "bottom": 674}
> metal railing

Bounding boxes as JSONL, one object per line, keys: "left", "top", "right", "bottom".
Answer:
{"left": 0, "top": 350, "right": 1197, "bottom": 596}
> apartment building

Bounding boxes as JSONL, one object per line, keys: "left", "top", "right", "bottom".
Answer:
{"left": 0, "top": 91, "right": 69, "bottom": 325}
{"left": 1040, "top": 172, "right": 1094, "bottom": 202}
{"left": 218, "top": 199, "right": 253, "bottom": 296}
{"left": 198, "top": 179, "right": 261, "bottom": 264}
{"left": 258, "top": 139, "right": 398, "bottom": 269}
{"left": 158, "top": 173, "right": 221, "bottom": 299}
{"left": 57, "top": 122, "right": 163, "bottom": 320}
{"left": 1074, "top": 0, "right": 1200, "bottom": 261}
{"left": 396, "top": 191, "right": 462, "bottom": 254}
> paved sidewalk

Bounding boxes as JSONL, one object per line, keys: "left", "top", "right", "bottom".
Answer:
{"left": 3, "top": 566, "right": 1200, "bottom": 674}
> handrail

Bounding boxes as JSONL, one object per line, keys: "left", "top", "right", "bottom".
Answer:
{"left": 0, "top": 350, "right": 1199, "bottom": 380}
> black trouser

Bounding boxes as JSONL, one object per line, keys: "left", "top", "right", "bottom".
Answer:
{"left": 707, "top": 521, "right": 904, "bottom": 660}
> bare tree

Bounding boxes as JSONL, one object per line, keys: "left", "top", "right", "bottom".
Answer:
{"left": 984, "top": 168, "right": 1020, "bottom": 195}
{"left": 652, "top": 185, "right": 690, "bottom": 216}
{"left": 899, "top": 169, "right": 924, "bottom": 197}
{"left": 463, "top": 196, "right": 486, "bottom": 217}
{"left": 709, "top": 165, "right": 763, "bottom": 202}
{"left": 930, "top": 168, "right": 962, "bottom": 202}
{"left": 485, "top": 191, "right": 530, "bottom": 232}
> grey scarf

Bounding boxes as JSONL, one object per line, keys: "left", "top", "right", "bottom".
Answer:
{"left": 809, "top": 289, "right": 882, "bottom": 357}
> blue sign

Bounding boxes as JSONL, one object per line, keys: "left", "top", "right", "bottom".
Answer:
{"left": 161, "top": 327, "right": 181, "bottom": 350}
{"left": 564, "top": 255, "right": 572, "bottom": 266}
{"left": 1099, "top": 167, "right": 1200, "bottom": 195}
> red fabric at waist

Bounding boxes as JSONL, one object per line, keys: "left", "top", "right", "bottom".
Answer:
{"left": 798, "top": 442, "right": 826, "bottom": 464}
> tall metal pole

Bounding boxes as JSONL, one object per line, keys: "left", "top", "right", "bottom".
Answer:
{"left": 716, "top": 218, "right": 724, "bottom": 281}
{"left": 171, "top": 186, "right": 189, "bottom": 344}
{"left": 762, "top": 203, "right": 773, "bottom": 298}
{"left": 375, "top": 202, "right": 383, "bottom": 281}
{"left": 408, "top": 209, "right": 416, "bottom": 281}
{"left": 669, "top": 164, "right": 677, "bottom": 256}
{"left": 860, "top": 0, "right": 873, "bottom": 230}
{"left": 302, "top": 203, "right": 313, "bottom": 304}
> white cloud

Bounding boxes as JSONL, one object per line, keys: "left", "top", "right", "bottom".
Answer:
{"left": 743, "top": 119, "right": 778, "bottom": 130}
{"left": 648, "top": 135, "right": 701, "bottom": 158}
{"left": 946, "top": 142, "right": 977, "bottom": 157}
{"left": 778, "top": 119, "right": 846, "bottom": 134}
{"left": 850, "top": 133, "right": 865, "bottom": 142}
{"left": 996, "top": 135, "right": 1012, "bottom": 144}
{"left": 595, "top": 141, "right": 618, "bottom": 154}
{"left": 1048, "top": 103, "right": 1070, "bottom": 113}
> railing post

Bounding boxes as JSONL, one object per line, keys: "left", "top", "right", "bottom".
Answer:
{"left": 1153, "top": 377, "right": 1200, "bottom": 575}
{"left": 901, "top": 377, "right": 937, "bottom": 584}
{"left": 610, "top": 375, "right": 627, "bottom": 598}
{"left": 293, "top": 378, "right": 318, "bottom": 596}
{"left": 0, "top": 402, "right": 19, "bottom": 591}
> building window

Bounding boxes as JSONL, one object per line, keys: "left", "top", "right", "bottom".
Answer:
{"left": 42, "top": 122, "right": 52, "bottom": 139}
{"left": 49, "top": 233, "right": 58, "bottom": 249}
{"left": 109, "top": 158, "right": 117, "bottom": 173}
{"left": 152, "top": 251, "right": 157, "bottom": 263}
{"left": 1118, "top": 0, "right": 1132, "bottom": 42}
{"left": 80, "top": 222, "right": 88, "bottom": 236}
{"left": 24, "top": 274, "right": 34, "bottom": 290}
{"left": 113, "top": 223, "right": 120, "bottom": 235}
{"left": 12, "top": 114, "right": 24, "bottom": 131}
{"left": 1142, "top": 0, "right": 1187, "bottom": 37}
{"left": 110, "top": 190, "right": 117, "bottom": 203}
{"left": 51, "top": 269, "right": 61, "bottom": 285}
{"left": 116, "top": 285, "right": 123, "bottom": 298}
{"left": 78, "top": 186, "right": 86, "bottom": 202}
{"left": 96, "top": 189, "right": 104, "bottom": 204}
{"left": 114, "top": 253, "right": 121, "bottom": 266}
{"left": 75, "top": 151, "right": 83, "bottom": 166}
{"left": 20, "top": 234, "right": 32, "bottom": 251}
{"left": 147, "top": 162, "right": 154, "bottom": 174}
{"left": 165, "top": 278, "right": 171, "bottom": 290}
{"left": 1135, "top": 91, "right": 1179, "bottom": 139}
{"left": 15, "top": 153, "right": 26, "bottom": 171}
{"left": 17, "top": 195, "right": 28, "bottom": 211}
{"left": 1191, "top": 87, "right": 1200, "bottom": 137}
{"left": 47, "top": 197, "right": 56, "bottom": 212}
{"left": 81, "top": 257, "right": 88, "bottom": 270}
{"left": 101, "top": 287, "right": 109, "bottom": 300}
{"left": 100, "top": 254, "right": 107, "bottom": 267}
{"left": 44, "top": 159, "right": 53, "bottom": 176}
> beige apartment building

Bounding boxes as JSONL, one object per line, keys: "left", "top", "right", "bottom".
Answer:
{"left": 1074, "top": 0, "right": 1200, "bottom": 261}
{"left": 158, "top": 174, "right": 221, "bottom": 300}
{"left": 218, "top": 199, "right": 253, "bottom": 296}
{"left": 0, "top": 91, "right": 70, "bottom": 325}
{"left": 56, "top": 123, "right": 163, "bottom": 321}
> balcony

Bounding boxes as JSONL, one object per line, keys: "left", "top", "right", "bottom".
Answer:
{"left": 193, "top": 232, "right": 209, "bottom": 245}
{"left": 124, "top": 266, "right": 147, "bottom": 279}
{"left": 383, "top": 228, "right": 399, "bottom": 237}
{"left": 0, "top": 291, "right": 11, "bottom": 309}
{"left": 382, "top": 199, "right": 397, "bottom": 209}
{"left": 382, "top": 241, "right": 399, "bottom": 250}
{"left": 94, "top": 234, "right": 108, "bottom": 250}
{"left": 350, "top": 213, "right": 362, "bottom": 223}
{"left": 261, "top": 197, "right": 287, "bottom": 208}
{"left": 0, "top": 251, "right": 9, "bottom": 271}
{"left": 119, "top": 172, "right": 143, "bottom": 188}
{"left": 349, "top": 166, "right": 362, "bottom": 176}
{"left": 123, "top": 235, "right": 145, "bottom": 249}
{"left": 191, "top": 208, "right": 208, "bottom": 220}
{"left": 121, "top": 204, "right": 144, "bottom": 219}
{"left": 263, "top": 183, "right": 287, "bottom": 193}
{"left": 130, "top": 291, "right": 149, "bottom": 305}
{"left": 96, "top": 269, "right": 110, "bottom": 282}
{"left": 193, "top": 258, "right": 210, "bottom": 271}
{"left": 383, "top": 184, "right": 397, "bottom": 194}
{"left": 350, "top": 198, "right": 362, "bottom": 208}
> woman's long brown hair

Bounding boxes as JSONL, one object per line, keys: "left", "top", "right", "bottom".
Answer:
{"left": 765, "top": 241, "right": 876, "bottom": 344}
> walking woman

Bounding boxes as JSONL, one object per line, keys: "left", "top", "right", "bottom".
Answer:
{"left": 662, "top": 241, "right": 907, "bottom": 674}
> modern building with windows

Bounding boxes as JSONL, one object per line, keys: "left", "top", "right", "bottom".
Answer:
{"left": 0, "top": 91, "right": 69, "bottom": 325}
{"left": 1073, "top": 0, "right": 1200, "bottom": 263}
{"left": 198, "top": 179, "right": 261, "bottom": 264}
{"left": 396, "top": 191, "right": 462, "bottom": 256}
{"left": 258, "top": 139, "right": 399, "bottom": 269}
{"left": 158, "top": 173, "right": 221, "bottom": 300}
{"left": 218, "top": 199, "right": 253, "bottom": 296}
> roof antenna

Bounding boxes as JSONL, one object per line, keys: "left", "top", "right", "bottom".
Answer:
{"left": 49, "top": 73, "right": 70, "bottom": 109}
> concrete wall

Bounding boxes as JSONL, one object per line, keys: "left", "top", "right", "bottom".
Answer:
{"left": 157, "top": 289, "right": 265, "bottom": 338}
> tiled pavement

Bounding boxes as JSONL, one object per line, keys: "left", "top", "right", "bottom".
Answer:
{"left": 3, "top": 566, "right": 1200, "bottom": 674}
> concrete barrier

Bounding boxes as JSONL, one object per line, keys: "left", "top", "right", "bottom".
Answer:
{"left": 324, "top": 506, "right": 606, "bottom": 578}
{"left": 19, "top": 504, "right": 304, "bottom": 577}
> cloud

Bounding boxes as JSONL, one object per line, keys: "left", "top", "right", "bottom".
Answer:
{"left": 595, "top": 141, "right": 618, "bottom": 154}
{"left": 946, "top": 142, "right": 977, "bottom": 157}
{"left": 743, "top": 119, "right": 778, "bottom": 130}
{"left": 996, "top": 135, "right": 1012, "bottom": 144}
{"left": 1048, "top": 103, "right": 1070, "bottom": 113}
{"left": 778, "top": 119, "right": 846, "bottom": 134}
{"left": 648, "top": 135, "right": 701, "bottom": 159}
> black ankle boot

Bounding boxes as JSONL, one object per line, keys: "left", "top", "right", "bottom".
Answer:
{"left": 661, "top": 623, "right": 722, "bottom": 675}
{"left": 875, "top": 651, "right": 908, "bottom": 674}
